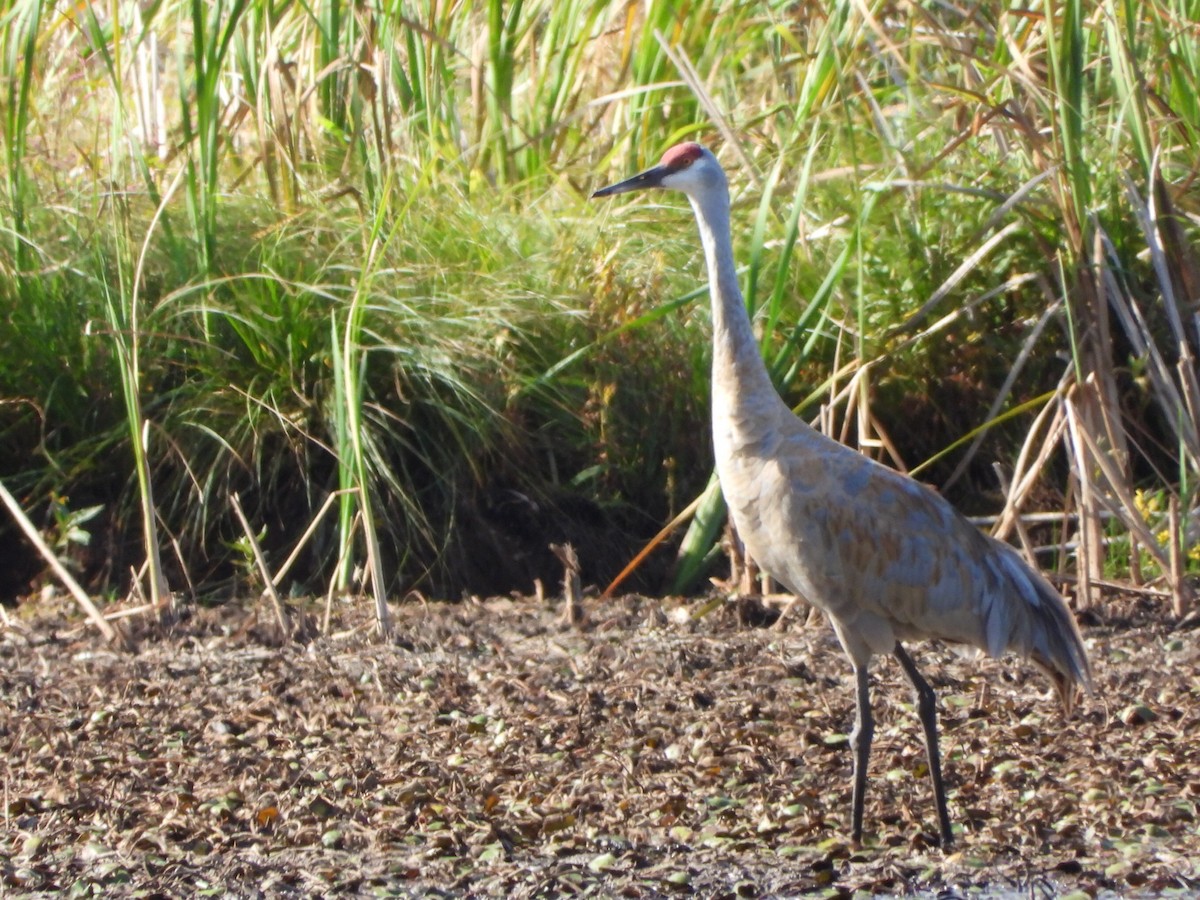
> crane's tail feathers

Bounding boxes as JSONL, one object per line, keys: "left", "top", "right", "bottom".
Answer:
{"left": 992, "top": 546, "right": 1093, "bottom": 713}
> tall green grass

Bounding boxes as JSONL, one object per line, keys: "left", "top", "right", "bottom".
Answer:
{"left": 2, "top": 0, "right": 39, "bottom": 273}
{"left": 1, "top": 0, "right": 1197, "bottom": 621}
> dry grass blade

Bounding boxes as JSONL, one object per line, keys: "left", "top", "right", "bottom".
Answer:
{"left": 266, "top": 488, "right": 359, "bottom": 590}
{"left": 990, "top": 463, "right": 1037, "bottom": 566}
{"left": 0, "top": 478, "right": 124, "bottom": 647}
{"left": 550, "top": 542, "right": 585, "bottom": 627}
{"left": 230, "top": 491, "right": 290, "bottom": 638}
{"left": 604, "top": 491, "right": 705, "bottom": 599}
{"left": 992, "top": 388, "right": 1069, "bottom": 543}
{"left": 941, "top": 298, "right": 1061, "bottom": 492}
{"left": 1168, "top": 497, "right": 1188, "bottom": 616}
{"left": 1064, "top": 388, "right": 1181, "bottom": 602}
{"left": 895, "top": 221, "right": 1022, "bottom": 336}
{"left": 1128, "top": 168, "right": 1200, "bottom": 462}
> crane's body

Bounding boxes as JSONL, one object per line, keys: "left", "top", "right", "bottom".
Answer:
{"left": 594, "top": 142, "right": 1092, "bottom": 846}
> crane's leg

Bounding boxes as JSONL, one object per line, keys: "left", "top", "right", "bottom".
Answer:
{"left": 893, "top": 642, "right": 954, "bottom": 847}
{"left": 849, "top": 664, "right": 873, "bottom": 844}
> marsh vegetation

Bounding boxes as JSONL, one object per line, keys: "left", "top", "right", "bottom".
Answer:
{"left": 3, "top": 3, "right": 1200, "bottom": 895}
{"left": 1, "top": 0, "right": 1197, "bottom": 616}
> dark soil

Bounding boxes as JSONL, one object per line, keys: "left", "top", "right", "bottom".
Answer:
{"left": 2, "top": 592, "right": 1198, "bottom": 898}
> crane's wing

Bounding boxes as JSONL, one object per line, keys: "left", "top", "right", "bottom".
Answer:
{"left": 721, "top": 418, "right": 1090, "bottom": 693}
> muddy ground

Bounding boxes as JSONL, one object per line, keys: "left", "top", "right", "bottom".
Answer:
{"left": 2, "top": 591, "right": 1198, "bottom": 898}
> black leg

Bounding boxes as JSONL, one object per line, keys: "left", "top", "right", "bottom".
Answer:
{"left": 849, "top": 664, "right": 872, "bottom": 843}
{"left": 893, "top": 642, "right": 954, "bottom": 846}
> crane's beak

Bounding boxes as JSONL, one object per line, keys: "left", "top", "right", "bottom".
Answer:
{"left": 592, "top": 164, "right": 669, "bottom": 198}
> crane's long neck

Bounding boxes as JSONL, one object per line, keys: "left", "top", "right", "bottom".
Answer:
{"left": 688, "top": 187, "right": 791, "bottom": 446}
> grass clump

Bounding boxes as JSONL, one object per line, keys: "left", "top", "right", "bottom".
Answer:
{"left": 1, "top": 0, "right": 1198, "bottom": 622}
{"left": 0, "top": 167, "right": 708, "bottom": 603}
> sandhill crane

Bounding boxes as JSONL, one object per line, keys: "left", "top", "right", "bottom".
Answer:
{"left": 593, "top": 142, "right": 1092, "bottom": 847}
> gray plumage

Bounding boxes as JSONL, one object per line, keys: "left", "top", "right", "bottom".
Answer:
{"left": 594, "top": 142, "right": 1092, "bottom": 846}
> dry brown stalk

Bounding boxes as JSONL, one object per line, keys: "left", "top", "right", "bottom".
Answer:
{"left": 0, "top": 478, "right": 126, "bottom": 647}
{"left": 230, "top": 492, "right": 291, "bottom": 639}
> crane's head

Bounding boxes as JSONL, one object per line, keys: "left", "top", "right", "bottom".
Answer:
{"left": 592, "top": 142, "right": 725, "bottom": 200}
